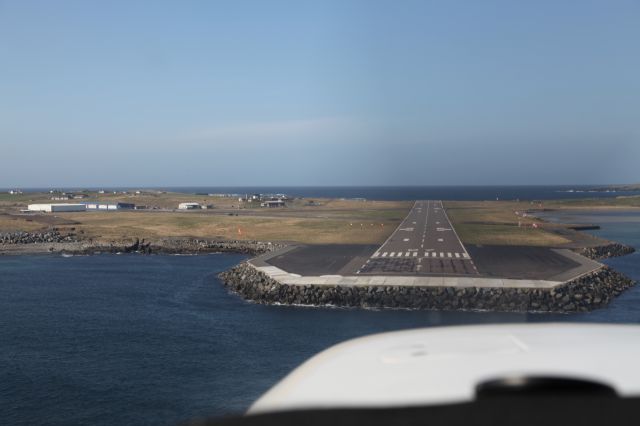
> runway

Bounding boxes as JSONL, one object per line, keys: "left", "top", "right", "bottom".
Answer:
{"left": 358, "top": 200, "right": 478, "bottom": 276}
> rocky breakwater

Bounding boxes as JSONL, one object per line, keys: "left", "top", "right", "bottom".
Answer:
{"left": 219, "top": 263, "right": 635, "bottom": 313}
{"left": 147, "top": 238, "right": 284, "bottom": 255}
{"left": 0, "top": 230, "right": 77, "bottom": 244}
{"left": 578, "top": 243, "right": 635, "bottom": 260}
{"left": 65, "top": 238, "right": 286, "bottom": 256}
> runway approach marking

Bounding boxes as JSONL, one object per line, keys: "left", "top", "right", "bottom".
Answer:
{"left": 357, "top": 200, "right": 478, "bottom": 276}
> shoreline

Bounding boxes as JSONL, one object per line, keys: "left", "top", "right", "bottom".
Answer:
{"left": 0, "top": 235, "right": 283, "bottom": 257}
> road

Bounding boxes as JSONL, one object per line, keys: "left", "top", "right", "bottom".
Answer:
{"left": 358, "top": 200, "right": 478, "bottom": 276}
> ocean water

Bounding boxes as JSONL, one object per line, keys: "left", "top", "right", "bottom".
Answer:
{"left": 1, "top": 212, "right": 639, "bottom": 425}
{"left": 8, "top": 185, "right": 640, "bottom": 201}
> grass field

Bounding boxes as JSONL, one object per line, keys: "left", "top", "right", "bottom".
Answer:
{"left": 0, "top": 192, "right": 411, "bottom": 244}
{"left": 443, "top": 200, "right": 572, "bottom": 246}
{"left": 58, "top": 211, "right": 405, "bottom": 244}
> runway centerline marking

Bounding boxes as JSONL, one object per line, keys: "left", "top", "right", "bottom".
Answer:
{"left": 358, "top": 199, "right": 476, "bottom": 276}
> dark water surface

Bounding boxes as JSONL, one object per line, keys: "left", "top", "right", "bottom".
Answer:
{"left": 1, "top": 212, "right": 640, "bottom": 425}
{"left": 10, "top": 185, "right": 640, "bottom": 201}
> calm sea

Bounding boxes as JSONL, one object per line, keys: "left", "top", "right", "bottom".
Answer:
{"left": 1, "top": 211, "right": 639, "bottom": 425}
{"left": 8, "top": 185, "right": 640, "bottom": 201}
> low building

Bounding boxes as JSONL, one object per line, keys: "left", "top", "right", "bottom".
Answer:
{"left": 84, "top": 202, "right": 135, "bottom": 211}
{"left": 27, "top": 203, "right": 87, "bottom": 213}
{"left": 261, "top": 200, "right": 286, "bottom": 208}
{"left": 178, "top": 202, "right": 201, "bottom": 210}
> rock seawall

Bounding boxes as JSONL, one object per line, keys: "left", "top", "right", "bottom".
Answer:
{"left": 578, "top": 243, "right": 635, "bottom": 260}
{"left": 0, "top": 230, "right": 77, "bottom": 244}
{"left": 219, "top": 263, "right": 635, "bottom": 313}
{"left": 0, "top": 236, "right": 284, "bottom": 256}
{"left": 75, "top": 238, "right": 283, "bottom": 255}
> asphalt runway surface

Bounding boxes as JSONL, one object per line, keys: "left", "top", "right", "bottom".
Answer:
{"left": 466, "top": 245, "right": 581, "bottom": 280}
{"left": 265, "top": 244, "right": 379, "bottom": 276}
{"left": 357, "top": 200, "right": 478, "bottom": 276}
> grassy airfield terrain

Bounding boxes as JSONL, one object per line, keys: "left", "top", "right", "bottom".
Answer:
{"left": 1, "top": 191, "right": 638, "bottom": 248}
{"left": 0, "top": 192, "right": 411, "bottom": 245}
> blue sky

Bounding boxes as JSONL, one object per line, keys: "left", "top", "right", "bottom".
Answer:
{"left": 1, "top": 0, "right": 639, "bottom": 186}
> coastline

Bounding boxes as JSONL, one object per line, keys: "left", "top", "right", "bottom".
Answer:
{"left": 0, "top": 235, "right": 283, "bottom": 257}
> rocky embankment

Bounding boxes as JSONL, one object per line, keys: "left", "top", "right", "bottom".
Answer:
{"left": 131, "top": 238, "right": 285, "bottom": 255}
{"left": 0, "top": 230, "right": 77, "bottom": 244}
{"left": 0, "top": 234, "right": 284, "bottom": 256}
{"left": 577, "top": 243, "right": 636, "bottom": 260}
{"left": 76, "top": 238, "right": 285, "bottom": 256}
{"left": 219, "top": 262, "right": 635, "bottom": 313}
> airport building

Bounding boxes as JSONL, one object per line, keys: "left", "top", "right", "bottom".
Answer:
{"left": 84, "top": 202, "right": 135, "bottom": 211}
{"left": 178, "top": 202, "right": 201, "bottom": 210}
{"left": 261, "top": 200, "right": 286, "bottom": 208}
{"left": 27, "top": 203, "right": 87, "bottom": 213}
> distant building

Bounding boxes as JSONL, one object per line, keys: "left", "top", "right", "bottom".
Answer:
{"left": 84, "top": 202, "right": 135, "bottom": 211}
{"left": 51, "top": 196, "right": 70, "bottom": 201}
{"left": 27, "top": 203, "right": 87, "bottom": 213}
{"left": 178, "top": 202, "right": 201, "bottom": 210}
{"left": 261, "top": 200, "right": 286, "bottom": 208}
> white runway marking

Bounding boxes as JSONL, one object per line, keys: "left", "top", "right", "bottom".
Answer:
{"left": 382, "top": 252, "right": 388, "bottom": 257}
{"left": 463, "top": 253, "right": 470, "bottom": 259}
{"left": 440, "top": 252, "right": 445, "bottom": 258}
{"left": 455, "top": 253, "right": 461, "bottom": 258}
{"left": 447, "top": 252, "right": 452, "bottom": 258}
{"left": 437, "top": 238, "right": 444, "bottom": 242}
{"left": 403, "top": 238, "right": 410, "bottom": 242}
{"left": 413, "top": 252, "right": 418, "bottom": 257}
{"left": 432, "top": 252, "right": 437, "bottom": 257}
{"left": 372, "top": 252, "right": 379, "bottom": 258}
{"left": 389, "top": 252, "right": 395, "bottom": 257}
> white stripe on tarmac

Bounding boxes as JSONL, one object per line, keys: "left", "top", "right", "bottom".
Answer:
{"left": 405, "top": 252, "right": 411, "bottom": 257}
{"left": 389, "top": 252, "right": 395, "bottom": 257}
{"left": 440, "top": 252, "right": 445, "bottom": 258}
{"left": 372, "top": 252, "right": 380, "bottom": 258}
{"left": 463, "top": 253, "right": 470, "bottom": 259}
{"left": 413, "top": 252, "right": 418, "bottom": 257}
{"left": 448, "top": 252, "right": 452, "bottom": 258}
{"left": 382, "top": 252, "right": 388, "bottom": 257}
{"left": 455, "top": 253, "right": 460, "bottom": 258}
